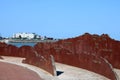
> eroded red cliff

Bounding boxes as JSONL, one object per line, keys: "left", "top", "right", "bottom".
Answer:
{"left": 0, "top": 42, "right": 55, "bottom": 76}
{"left": 34, "top": 33, "right": 120, "bottom": 80}
{"left": 0, "top": 33, "right": 120, "bottom": 80}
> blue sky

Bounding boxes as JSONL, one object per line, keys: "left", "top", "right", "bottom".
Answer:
{"left": 0, "top": 0, "right": 120, "bottom": 40}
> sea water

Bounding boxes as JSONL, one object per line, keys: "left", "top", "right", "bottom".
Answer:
{"left": 8, "top": 42, "right": 36, "bottom": 47}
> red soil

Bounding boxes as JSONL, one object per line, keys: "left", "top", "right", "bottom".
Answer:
{"left": 0, "top": 62, "right": 43, "bottom": 80}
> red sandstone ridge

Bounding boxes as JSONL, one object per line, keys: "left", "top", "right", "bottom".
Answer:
{"left": 35, "top": 33, "right": 120, "bottom": 69}
{"left": 0, "top": 42, "right": 56, "bottom": 76}
{"left": 0, "top": 33, "right": 120, "bottom": 80}
{"left": 34, "top": 33, "right": 120, "bottom": 80}
{"left": 63, "top": 33, "right": 120, "bottom": 69}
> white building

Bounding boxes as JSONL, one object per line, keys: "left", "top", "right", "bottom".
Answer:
{"left": 12, "top": 33, "right": 40, "bottom": 39}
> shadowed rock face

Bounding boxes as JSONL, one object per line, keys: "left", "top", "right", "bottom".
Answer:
{"left": 0, "top": 33, "right": 120, "bottom": 80}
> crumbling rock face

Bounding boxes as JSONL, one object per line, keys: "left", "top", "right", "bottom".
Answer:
{"left": 47, "top": 33, "right": 120, "bottom": 69}
{"left": 18, "top": 46, "right": 36, "bottom": 58}
{"left": 0, "top": 42, "right": 18, "bottom": 56}
{"left": 34, "top": 33, "right": 120, "bottom": 80}
{"left": 0, "top": 33, "right": 120, "bottom": 79}
{"left": 0, "top": 42, "right": 55, "bottom": 76}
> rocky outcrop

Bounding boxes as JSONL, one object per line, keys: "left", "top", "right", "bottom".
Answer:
{"left": 0, "top": 42, "right": 18, "bottom": 56}
{"left": 0, "top": 42, "right": 55, "bottom": 76}
{"left": 44, "top": 33, "right": 120, "bottom": 69}
{"left": 0, "top": 33, "right": 120, "bottom": 80}
{"left": 34, "top": 33, "right": 120, "bottom": 80}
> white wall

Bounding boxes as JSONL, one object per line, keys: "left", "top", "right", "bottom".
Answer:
{"left": 13, "top": 33, "right": 35, "bottom": 39}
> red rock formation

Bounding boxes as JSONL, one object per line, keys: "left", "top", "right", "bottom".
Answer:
{"left": 18, "top": 46, "right": 36, "bottom": 58}
{"left": 48, "top": 33, "right": 120, "bottom": 69}
{"left": 0, "top": 42, "right": 55, "bottom": 76}
{"left": 34, "top": 33, "right": 120, "bottom": 80}
{"left": 0, "top": 42, "right": 8, "bottom": 55}
{"left": 0, "top": 33, "right": 120, "bottom": 79}
{"left": 0, "top": 43, "right": 18, "bottom": 56}
{"left": 7, "top": 45, "right": 18, "bottom": 57}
